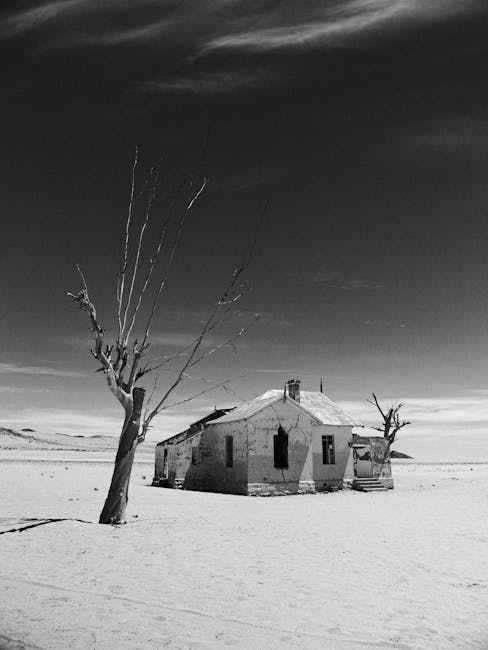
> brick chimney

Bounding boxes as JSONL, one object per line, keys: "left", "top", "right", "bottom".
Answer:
{"left": 287, "top": 379, "right": 301, "bottom": 403}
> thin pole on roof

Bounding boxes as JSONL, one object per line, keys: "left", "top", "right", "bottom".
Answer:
{"left": 320, "top": 377, "right": 323, "bottom": 393}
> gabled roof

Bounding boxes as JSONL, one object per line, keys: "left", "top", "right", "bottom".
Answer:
{"left": 210, "top": 390, "right": 362, "bottom": 427}
{"left": 156, "top": 408, "right": 234, "bottom": 446}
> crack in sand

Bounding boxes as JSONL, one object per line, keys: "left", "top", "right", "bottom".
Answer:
{"left": 0, "top": 633, "right": 43, "bottom": 650}
{"left": 0, "top": 574, "right": 398, "bottom": 648}
{"left": 0, "top": 518, "right": 95, "bottom": 535}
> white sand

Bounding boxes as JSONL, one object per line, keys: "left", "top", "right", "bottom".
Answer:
{"left": 1, "top": 456, "right": 487, "bottom": 649}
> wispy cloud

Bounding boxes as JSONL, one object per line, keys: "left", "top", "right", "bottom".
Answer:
{"left": 203, "top": 0, "right": 482, "bottom": 53}
{"left": 256, "top": 369, "right": 295, "bottom": 375}
{"left": 363, "top": 320, "right": 407, "bottom": 328}
{"left": 395, "top": 118, "right": 488, "bottom": 156}
{"left": 0, "top": 0, "right": 205, "bottom": 44}
{"left": 58, "top": 331, "right": 216, "bottom": 351}
{"left": 1, "top": 0, "right": 483, "bottom": 103}
{"left": 143, "top": 70, "right": 273, "bottom": 95}
{"left": 258, "top": 313, "right": 294, "bottom": 329}
{"left": 0, "top": 385, "right": 53, "bottom": 394}
{"left": 2, "top": 1, "right": 482, "bottom": 58}
{"left": 0, "top": 362, "right": 85, "bottom": 378}
{"left": 0, "top": 386, "right": 20, "bottom": 394}
{"left": 340, "top": 393, "right": 488, "bottom": 428}
{"left": 312, "top": 266, "right": 387, "bottom": 291}
{"left": 216, "top": 165, "right": 294, "bottom": 192}
{"left": 57, "top": 335, "right": 93, "bottom": 350}
{"left": 60, "top": 321, "right": 255, "bottom": 356}
{"left": 1, "top": 0, "right": 85, "bottom": 37}
{"left": 0, "top": 0, "right": 179, "bottom": 48}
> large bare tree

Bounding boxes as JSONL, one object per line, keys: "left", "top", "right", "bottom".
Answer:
{"left": 367, "top": 393, "right": 411, "bottom": 453}
{"left": 67, "top": 151, "right": 256, "bottom": 525}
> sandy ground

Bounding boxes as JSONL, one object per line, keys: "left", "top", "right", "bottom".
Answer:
{"left": 0, "top": 456, "right": 487, "bottom": 650}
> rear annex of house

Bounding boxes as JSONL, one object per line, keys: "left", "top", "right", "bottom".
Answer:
{"left": 153, "top": 379, "right": 383, "bottom": 496}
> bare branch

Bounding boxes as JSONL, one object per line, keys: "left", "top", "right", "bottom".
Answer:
{"left": 139, "top": 375, "right": 243, "bottom": 443}
{"left": 143, "top": 371, "right": 160, "bottom": 422}
{"left": 117, "top": 147, "right": 139, "bottom": 343}
{"left": 367, "top": 393, "right": 411, "bottom": 446}
{"left": 67, "top": 268, "right": 131, "bottom": 413}
{"left": 140, "top": 177, "right": 207, "bottom": 350}
{"left": 395, "top": 420, "right": 411, "bottom": 430}
{"left": 152, "top": 378, "right": 234, "bottom": 413}
{"left": 186, "top": 176, "right": 207, "bottom": 211}
{"left": 185, "top": 324, "right": 250, "bottom": 369}
{"left": 76, "top": 264, "right": 89, "bottom": 293}
{"left": 123, "top": 219, "right": 169, "bottom": 348}
{"left": 120, "top": 164, "right": 160, "bottom": 345}
{"left": 367, "top": 392, "right": 386, "bottom": 420}
{"left": 142, "top": 289, "right": 255, "bottom": 426}
{"left": 140, "top": 309, "right": 257, "bottom": 377}
{"left": 123, "top": 186, "right": 187, "bottom": 388}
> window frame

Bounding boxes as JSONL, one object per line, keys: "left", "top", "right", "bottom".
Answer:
{"left": 162, "top": 448, "right": 169, "bottom": 478}
{"left": 224, "top": 435, "right": 234, "bottom": 468}
{"left": 191, "top": 445, "right": 201, "bottom": 465}
{"left": 322, "top": 434, "right": 336, "bottom": 465}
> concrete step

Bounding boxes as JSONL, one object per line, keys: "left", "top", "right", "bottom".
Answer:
{"left": 353, "top": 483, "right": 384, "bottom": 488}
{"left": 352, "top": 478, "right": 387, "bottom": 492}
{"left": 359, "top": 486, "right": 388, "bottom": 492}
{"left": 354, "top": 481, "right": 382, "bottom": 485}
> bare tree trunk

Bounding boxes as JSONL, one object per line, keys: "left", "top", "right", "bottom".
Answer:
{"left": 67, "top": 158, "right": 252, "bottom": 523}
{"left": 99, "top": 387, "right": 146, "bottom": 525}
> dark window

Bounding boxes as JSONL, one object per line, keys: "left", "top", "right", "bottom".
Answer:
{"left": 162, "top": 448, "right": 168, "bottom": 478}
{"left": 191, "top": 446, "right": 201, "bottom": 464}
{"left": 274, "top": 426, "right": 289, "bottom": 469}
{"left": 225, "top": 435, "right": 234, "bottom": 468}
{"left": 322, "top": 435, "right": 335, "bottom": 464}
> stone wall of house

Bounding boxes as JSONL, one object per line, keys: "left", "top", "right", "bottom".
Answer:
{"left": 153, "top": 443, "right": 166, "bottom": 483}
{"left": 247, "top": 480, "right": 316, "bottom": 496}
{"left": 246, "top": 400, "right": 315, "bottom": 495}
{"left": 154, "top": 423, "right": 249, "bottom": 494}
{"left": 311, "top": 424, "right": 354, "bottom": 491}
{"left": 182, "top": 421, "right": 247, "bottom": 494}
{"left": 153, "top": 430, "right": 204, "bottom": 488}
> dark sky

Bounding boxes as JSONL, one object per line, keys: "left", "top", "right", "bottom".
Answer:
{"left": 1, "top": 0, "right": 488, "bottom": 459}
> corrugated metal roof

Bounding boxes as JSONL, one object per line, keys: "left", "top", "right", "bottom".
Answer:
{"left": 211, "top": 389, "right": 362, "bottom": 426}
{"left": 209, "top": 394, "right": 282, "bottom": 423}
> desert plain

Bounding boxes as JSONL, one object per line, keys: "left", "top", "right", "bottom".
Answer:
{"left": 0, "top": 428, "right": 487, "bottom": 650}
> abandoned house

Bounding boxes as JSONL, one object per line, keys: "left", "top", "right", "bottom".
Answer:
{"left": 153, "top": 379, "right": 393, "bottom": 495}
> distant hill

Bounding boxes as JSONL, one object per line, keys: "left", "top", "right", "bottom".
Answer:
{"left": 390, "top": 450, "right": 413, "bottom": 459}
{"left": 0, "top": 426, "right": 155, "bottom": 454}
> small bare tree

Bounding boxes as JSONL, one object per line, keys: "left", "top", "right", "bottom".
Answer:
{"left": 67, "top": 151, "right": 256, "bottom": 525}
{"left": 367, "top": 393, "right": 411, "bottom": 453}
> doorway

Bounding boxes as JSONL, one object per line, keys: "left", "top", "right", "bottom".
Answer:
{"left": 353, "top": 445, "right": 373, "bottom": 478}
